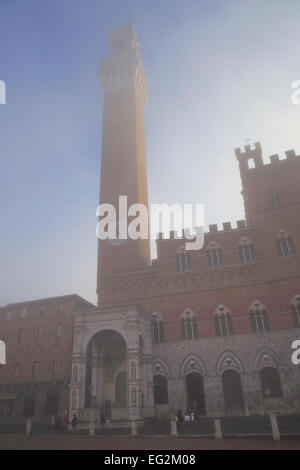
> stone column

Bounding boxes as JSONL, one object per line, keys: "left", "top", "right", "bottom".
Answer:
{"left": 128, "top": 354, "right": 141, "bottom": 421}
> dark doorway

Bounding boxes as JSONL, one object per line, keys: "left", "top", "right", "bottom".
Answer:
{"left": 153, "top": 375, "right": 169, "bottom": 405}
{"left": 185, "top": 372, "right": 206, "bottom": 415}
{"left": 46, "top": 391, "right": 60, "bottom": 415}
{"left": 23, "top": 395, "right": 36, "bottom": 418}
{"left": 222, "top": 369, "right": 244, "bottom": 415}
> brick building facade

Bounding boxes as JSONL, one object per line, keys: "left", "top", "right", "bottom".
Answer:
{"left": 1, "top": 23, "right": 300, "bottom": 422}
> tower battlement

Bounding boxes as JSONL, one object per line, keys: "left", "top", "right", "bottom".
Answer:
{"left": 235, "top": 141, "right": 300, "bottom": 172}
{"left": 108, "top": 22, "right": 141, "bottom": 59}
{"left": 235, "top": 142, "right": 263, "bottom": 170}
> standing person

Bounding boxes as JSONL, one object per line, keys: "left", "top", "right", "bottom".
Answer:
{"left": 100, "top": 414, "right": 106, "bottom": 434}
{"left": 176, "top": 409, "right": 183, "bottom": 427}
{"left": 71, "top": 414, "right": 78, "bottom": 434}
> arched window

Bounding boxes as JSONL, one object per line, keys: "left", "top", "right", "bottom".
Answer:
{"left": 291, "top": 296, "right": 300, "bottom": 327}
{"left": 181, "top": 310, "right": 198, "bottom": 340}
{"left": 249, "top": 301, "right": 270, "bottom": 333}
{"left": 214, "top": 305, "right": 234, "bottom": 337}
{"left": 270, "top": 192, "right": 280, "bottom": 208}
{"left": 207, "top": 242, "right": 224, "bottom": 267}
{"left": 276, "top": 230, "right": 296, "bottom": 257}
{"left": 238, "top": 238, "right": 256, "bottom": 264}
{"left": 176, "top": 248, "right": 191, "bottom": 272}
{"left": 260, "top": 367, "right": 283, "bottom": 398}
{"left": 152, "top": 314, "right": 164, "bottom": 344}
{"left": 153, "top": 375, "right": 168, "bottom": 404}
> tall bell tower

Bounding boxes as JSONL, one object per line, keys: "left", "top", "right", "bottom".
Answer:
{"left": 97, "top": 23, "right": 151, "bottom": 304}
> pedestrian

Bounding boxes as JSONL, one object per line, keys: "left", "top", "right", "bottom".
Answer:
{"left": 71, "top": 414, "right": 78, "bottom": 434}
{"left": 100, "top": 413, "right": 106, "bottom": 433}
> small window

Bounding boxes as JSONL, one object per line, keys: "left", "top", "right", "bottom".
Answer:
{"left": 55, "top": 324, "right": 62, "bottom": 339}
{"left": 17, "top": 329, "right": 24, "bottom": 344}
{"left": 6, "top": 311, "right": 12, "bottom": 320}
{"left": 33, "top": 362, "right": 39, "bottom": 379}
{"left": 260, "top": 367, "right": 283, "bottom": 398}
{"left": 270, "top": 192, "right": 280, "bottom": 208}
{"left": 39, "top": 306, "right": 46, "bottom": 316}
{"left": 14, "top": 364, "right": 20, "bottom": 378}
{"left": 20, "top": 308, "right": 27, "bottom": 319}
{"left": 53, "top": 360, "right": 60, "bottom": 375}
{"left": 37, "top": 326, "right": 43, "bottom": 342}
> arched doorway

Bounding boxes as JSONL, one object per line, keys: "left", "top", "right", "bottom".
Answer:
{"left": 222, "top": 369, "right": 244, "bottom": 415}
{"left": 85, "top": 330, "right": 127, "bottom": 415}
{"left": 185, "top": 372, "right": 206, "bottom": 415}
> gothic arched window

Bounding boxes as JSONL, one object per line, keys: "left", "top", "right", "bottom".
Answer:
{"left": 152, "top": 314, "right": 164, "bottom": 344}
{"left": 181, "top": 310, "right": 198, "bottom": 340}
{"left": 238, "top": 238, "right": 256, "bottom": 264}
{"left": 276, "top": 230, "right": 296, "bottom": 257}
{"left": 291, "top": 296, "right": 300, "bottom": 328}
{"left": 176, "top": 249, "right": 191, "bottom": 272}
{"left": 207, "top": 242, "right": 224, "bottom": 268}
{"left": 249, "top": 301, "right": 270, "bottom": 333}
{"left": 214, "top": 305, "right": 234, "bottom": 337}
{"left": 260, "top": 367, "right": 283, "bottom": 398}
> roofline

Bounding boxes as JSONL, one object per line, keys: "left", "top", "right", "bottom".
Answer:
{"left": 0, "top": 293, "right": 96, "bottom": 310}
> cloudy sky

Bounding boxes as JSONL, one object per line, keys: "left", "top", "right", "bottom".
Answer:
{"left": 0, "top": 0, "right": 299, "bottom": 306}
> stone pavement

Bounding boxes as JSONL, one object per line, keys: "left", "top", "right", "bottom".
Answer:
{"left": 0, "top": 435, "right": 300, "bottom": 450}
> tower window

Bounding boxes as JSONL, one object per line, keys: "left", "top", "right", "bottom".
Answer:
{"left": 276, "top": 232, "right": 296, "bottom": 257}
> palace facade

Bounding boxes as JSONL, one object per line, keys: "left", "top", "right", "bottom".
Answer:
{"left": 1, "top": 23, "right": 300, "bottom": 422}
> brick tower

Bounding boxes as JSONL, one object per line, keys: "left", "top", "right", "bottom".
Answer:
{"left": 97, "top": 23, "right": 151, "bottom": 305}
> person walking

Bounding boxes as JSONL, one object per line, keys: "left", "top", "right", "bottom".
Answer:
{"left": 71, "top": 414, "right": 78, "bottom": 434}
{"left": 100, "top": 414, "right": 106, "bottom": 434}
